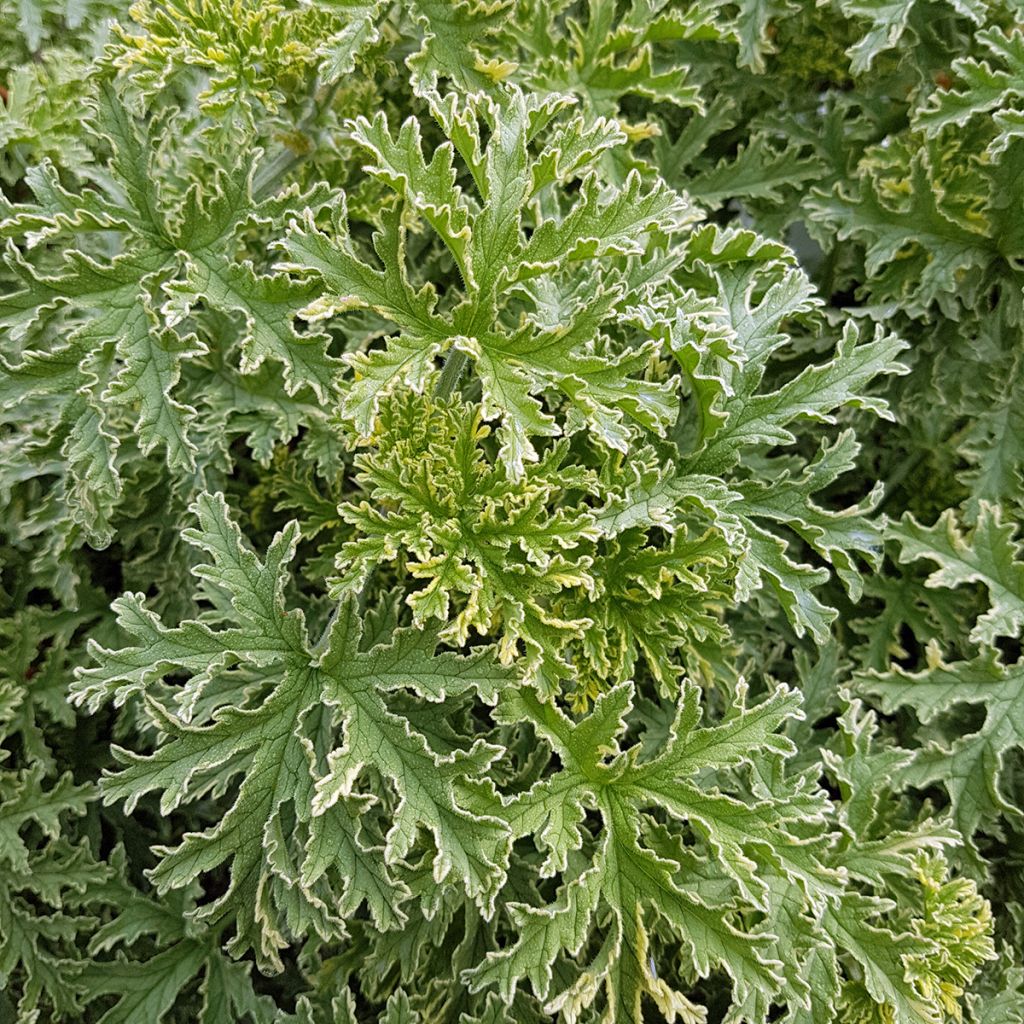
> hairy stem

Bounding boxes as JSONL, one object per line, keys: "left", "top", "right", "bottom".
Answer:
{"left": 434, "top": 348, "right": 469, "bottom": 399}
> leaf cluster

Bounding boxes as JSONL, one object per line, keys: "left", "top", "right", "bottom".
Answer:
{"left": 2, "top": 2, "right": 1022, "bottom": 1023}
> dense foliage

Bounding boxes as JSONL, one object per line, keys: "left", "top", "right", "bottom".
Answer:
{"left": 2, "top": 2, "right": 1022, "bottom": 1021}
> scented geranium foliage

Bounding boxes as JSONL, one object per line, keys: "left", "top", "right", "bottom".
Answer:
{"left": 1, "top": 2, "right": 1021, "bottom": 1022}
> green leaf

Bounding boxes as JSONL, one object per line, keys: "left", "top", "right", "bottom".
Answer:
{"left": 807, "top": 147, "right": 994, "bottom": 314}
{"left": 0, "top": 85, "right": 341, "bottom": 537}
{"left": 679, "top": 134, "right": 825, "bottom": 208}
{"left": 733, "top": 0, "right": 799, "bottom": 73}
{"left": 915, "top": 27, "right": 1024, "bottom": 141}
{"left": 463, "top": 681, "right": 834, "bottom": 1022}
{"left": 279, "top": 86, "right": 691, "bottom": 476}
{"left": 315, "top": 1, "right": 390, "bottom": 82}
{"left": 887, "top": 503, "right": 1024, "bottom": 648}
{"left": 73, "top": 492, "right": 516, "bottom": 969}
{"left": 405, "top": 0, "right": 514, "bottom": 94}
{"left": 857, "top": 651, "right": 1024, "bottom": 845}
{"left": 655, "top": 228, "right": 907, "bottom": 642}
{"left": 0, "top": 766, "right": 92, "bottom": 873}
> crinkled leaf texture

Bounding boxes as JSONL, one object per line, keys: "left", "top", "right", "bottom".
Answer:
{"left": 73, "top": 492, "right": 515, "bottom": 970}
{"left": 278, "top": 84, "right": 693, "bottom": 477}
{"left": 2, "top": 2, "right": 1018, "bottom": 1022}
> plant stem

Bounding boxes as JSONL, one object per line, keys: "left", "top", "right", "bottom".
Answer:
{"left": 434, "top": 348, "right": 469, "bottom": 399}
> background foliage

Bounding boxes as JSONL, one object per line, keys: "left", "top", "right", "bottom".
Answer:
{"left": 2, "top": 1, "right": 1023, "bottom": 1022}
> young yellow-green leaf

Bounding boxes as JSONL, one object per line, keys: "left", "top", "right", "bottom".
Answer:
{"left": 334, "top": 393, "right": 598, "bottom": 691}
